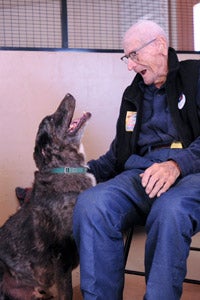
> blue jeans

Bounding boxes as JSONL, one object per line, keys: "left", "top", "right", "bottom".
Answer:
{"left": 73, "top": 150, "right": 200, "bottom": 300}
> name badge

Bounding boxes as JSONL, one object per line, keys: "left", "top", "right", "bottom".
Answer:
{"left": 125, "top": 111, "right": 137, "bottom": 132}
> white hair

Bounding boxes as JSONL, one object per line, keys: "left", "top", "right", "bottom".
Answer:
{"left": 123, "top": 20, "right": 168, "bottom": 48}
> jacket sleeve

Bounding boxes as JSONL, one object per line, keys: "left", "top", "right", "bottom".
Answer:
{"left": 168, "top": 72, "right": 200, "bottom": 176}
{"left": 168, "top": 137, "right": 200, "bottom": 176}
{"left": 87, "top": 139, "right": 119, "bottom": 183}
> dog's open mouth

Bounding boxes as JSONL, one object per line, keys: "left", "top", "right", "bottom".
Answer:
{"left": 67, "top": 112, "right": 91, "bottom": 134}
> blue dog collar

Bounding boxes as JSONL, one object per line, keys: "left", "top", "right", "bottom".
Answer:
{"left": 51, "top": 167, "right": 87, "bottom": 174}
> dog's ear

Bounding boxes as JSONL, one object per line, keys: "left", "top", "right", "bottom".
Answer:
{"left": 33, "top": 122, "right": 53, "bottom": 170}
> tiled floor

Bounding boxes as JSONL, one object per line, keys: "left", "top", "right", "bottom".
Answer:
{"left": 72, "top": 227, "right": 200, "bottom": 299}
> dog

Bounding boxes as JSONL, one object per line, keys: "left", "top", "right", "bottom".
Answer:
{"left": 0, "top": 93, "right": 95, "bottom": 299}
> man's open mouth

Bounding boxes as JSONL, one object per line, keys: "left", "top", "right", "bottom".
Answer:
{"left": 141, "top": 69, "right": 147, "bottom": 75}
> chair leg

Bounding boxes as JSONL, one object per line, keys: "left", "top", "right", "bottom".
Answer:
{"left": 124, "top": 227, "right": 145, "bottom": 277}
{"left": 124, "top": 228, "right": 200, "bottom": 284}
{"left": 184, "top": 247, "right": 200, "bottom": 284}
{"left": 124, "top": 227, "right": 134, "bottom": 266}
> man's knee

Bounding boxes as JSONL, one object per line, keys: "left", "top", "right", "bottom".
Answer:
{"left": 73, "top": 183, "right": 126, "bottom": 238}
{"left": 73, "top": 185, "right": 110, "bottom": 224}
{"left": 74, "top": 187, "right": 96, "bottom": 221}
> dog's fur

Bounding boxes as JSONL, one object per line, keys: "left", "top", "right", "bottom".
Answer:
{"left": 0, "top": 94, "right": 94, "bottom": 299}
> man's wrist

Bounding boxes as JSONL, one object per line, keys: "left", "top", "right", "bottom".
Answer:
{"left": 168, "top": 160, "right": 181, "bottom": 175}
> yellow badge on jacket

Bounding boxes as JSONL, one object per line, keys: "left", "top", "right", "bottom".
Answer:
{"left": 125, "top": 111, "right": 137, "bottom": 132}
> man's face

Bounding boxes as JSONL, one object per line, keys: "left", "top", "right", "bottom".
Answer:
{"left": 123, "top": 37, "right": 168, "bottom": 88}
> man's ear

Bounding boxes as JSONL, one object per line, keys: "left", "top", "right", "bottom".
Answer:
{"left": 156, "top": 36, "right": 168, "bottom": 56}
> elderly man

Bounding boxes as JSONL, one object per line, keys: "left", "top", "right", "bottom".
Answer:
{"left": 73, "top": 20, "right": 200, "bottom": 300}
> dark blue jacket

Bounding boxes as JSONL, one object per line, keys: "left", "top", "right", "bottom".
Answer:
{"left": 89, "top": 48, "right": 200, "bottom": 182}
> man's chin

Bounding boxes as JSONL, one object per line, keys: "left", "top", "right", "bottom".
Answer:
{"left": 143, "top": 77, "right": 153, "bottom": 86}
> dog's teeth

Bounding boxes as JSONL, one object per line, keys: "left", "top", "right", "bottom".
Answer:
{"left": 68, "top": 119, "right": 80, "bottom": 132}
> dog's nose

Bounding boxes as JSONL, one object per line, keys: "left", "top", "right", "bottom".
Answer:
{"left": 66, "top": 93, "right": 72, "bottom": 97}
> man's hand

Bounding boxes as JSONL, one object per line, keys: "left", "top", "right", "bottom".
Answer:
{"left": 140, "top": 160, "right": 181, "bottom": 198}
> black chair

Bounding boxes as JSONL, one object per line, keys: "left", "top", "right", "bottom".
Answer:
{"left": 124, "top": 227, "right": 200, "bottom": 285}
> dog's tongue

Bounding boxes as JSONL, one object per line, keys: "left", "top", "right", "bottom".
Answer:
{"left": 68, "top": 119, "right": 79, "bottom": 132}
{"left": 68, "top": 112, "right": 91, "bottom": 133}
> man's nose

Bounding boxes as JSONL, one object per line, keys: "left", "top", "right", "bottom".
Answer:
{"left": 127, "top": 58, "right": 138, "bottom": 71}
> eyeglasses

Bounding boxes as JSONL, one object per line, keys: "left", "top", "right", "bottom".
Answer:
{"left": 121, "top": 38, "right": 156, "bottom": 64}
